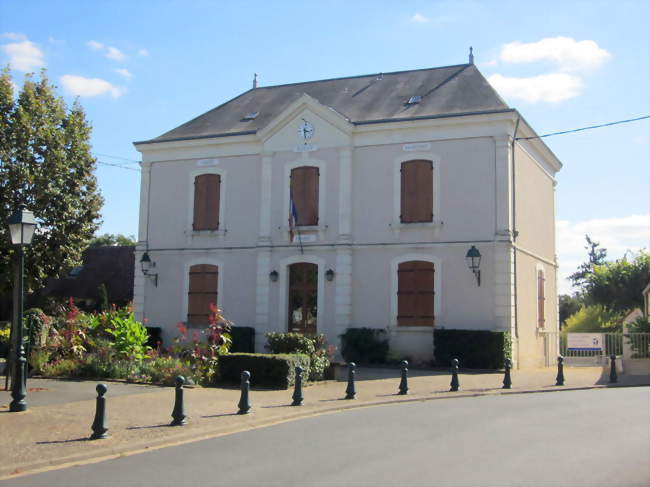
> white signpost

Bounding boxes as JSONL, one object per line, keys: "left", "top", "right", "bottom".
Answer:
{"left": 567, "top": 333, "right": 604, "bottom": 352}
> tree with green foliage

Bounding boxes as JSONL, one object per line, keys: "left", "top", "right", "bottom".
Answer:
{"left": 563, "top": 305, "right": 624, "bottom": 333}
{"left": 0, "top": 67, "right": 103, "bottom": 296}
{"left": 582, "top": 251, "right": 650, "bottom": 313}
{"left": 559, "top": 293, "right": 584, "bottom": 328}
{"left": 89, "top": 233, "right": 136, "bottom": 247}
{"left": 569, "top": 235, "right": 607, "bottom": 289}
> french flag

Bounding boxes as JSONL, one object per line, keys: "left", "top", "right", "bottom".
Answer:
{"left": 288, "top": 191, "right": 299, "bottom": 242}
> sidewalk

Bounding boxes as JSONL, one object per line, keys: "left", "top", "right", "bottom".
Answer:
{"left": 1, "top": 367, "right": 648, "bottom": 480}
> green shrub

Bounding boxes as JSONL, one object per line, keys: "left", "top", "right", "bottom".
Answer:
{"left": 564, "top": 305, "right": 623, "bottom": 333}
{"left": 29, "top": 348, "right": 52, "bottom": 374}
{"left": 219, "top": 353, "right": 310, "bottom": 389}
{"left": 433, "top": 329, "right": 511, "bottom": 369}
{"left": 340, "top": 328, "right": 389, "bottom": 364}
{"left": 41, "top": 358, "right": 84, "bottom": 377}
{"left": 103, "top": 309, "right": 151, "bottom": 359}
{"left": 230, "top": 327, "right": 255, "bottom": 353}
{"left": 0, "top": 326, "right": 10, "bottom": 358}
{"left": 24, "top": 308, "right": 49, "bottom": 349}
{"left": 138, "top": 357, "right": 196, "bottom": 386}
{"left": 266, "top": 332, "right": 315, "bottom": 355}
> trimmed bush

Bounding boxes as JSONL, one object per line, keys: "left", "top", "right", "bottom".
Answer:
{"left": 433, "top": 329, "right": 511, "bottom": 369}
{"left": 340, "top": 328, "right": 389, "bottom": 364}
{"left": 265, "top": 332, "right": 315, "bottom": 355}
{"left": 218, "top": 353, "right": 310, "bottom": 389}
{"left": 231, "top": 327, "right": 255, "bottom": 353}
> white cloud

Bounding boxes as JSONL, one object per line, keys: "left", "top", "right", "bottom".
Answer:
{"left": 114, "top": 68, "right": 132, "bottom": 79}
{"left": 137, "top": 48, "right": 149, "bottom": 56}
{"left": 411, "top": 13, "right": 430, "bottom": 23}
{"left": 87, "top": 41, "right": 127, "bottom": 61}
{"left": 556, "top": 215, "right": 650, "bottom": 294}
{"left": 487, "top": 73, "right": 582, "bottom": 103}
{"left": 1, "top": 32, "right": 27, "bottom": 41}
{"left": 87, "top": 40, "right": 104, "bottom": 50}
{"left": 499, "top": 37, "right": 610, "bottom": 71}
{"left": 60, "top": 75, "right": 124, "bottom": 98}
{"left": 106, "top": 46, "right": 126, "bottom": 61}
{"left": 0, "top": 39, "right": 45, "bottom": 72}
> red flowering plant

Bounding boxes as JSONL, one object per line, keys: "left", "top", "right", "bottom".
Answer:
{"left": 167, "top": 303, "right": 232, "bottom": 384}
{"left": 47, "top": 297, "right": 91, "bottom": 359}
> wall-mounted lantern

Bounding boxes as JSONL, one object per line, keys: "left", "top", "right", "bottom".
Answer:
{"left": 269, "top": 270, "right": 279, "bottom": 282}
{"left": 465, "top": 245, "right": 481, "bottom": 286}
{"left": 325, "top": 269, "right": 335, "bottom": 282}
{"left": 140, "top": 251, "right": 158, "bottom": 287}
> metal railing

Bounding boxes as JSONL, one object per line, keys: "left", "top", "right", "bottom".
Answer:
{"left": 625, "top": 333, "right": 650, "bottom": 358}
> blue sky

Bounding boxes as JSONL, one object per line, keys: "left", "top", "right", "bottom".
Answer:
{"left": 1, "top": 0, "right": 648, "bottom": 293}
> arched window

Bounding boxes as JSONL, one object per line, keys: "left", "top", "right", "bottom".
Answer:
{"left": 187, "top": 264, "right": 218, "bottom": 325}
{"left": 193, "top": 174, "right": 221, "bottom": 230}
{"left": 537, "top": 269, "right": 545, "bottom": 328}
{"left": 400, "top": 160, "right": 433, "bottom": 223}
{"left": 397, "top": 260, "right": 435, "bottom": 326}
{"left": 290, "top": 166, "right": 319, "bottom": 226}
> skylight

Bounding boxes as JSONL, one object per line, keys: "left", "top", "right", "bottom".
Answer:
{"left": 242, "top": 111, "right": 258, "bottom": 121}
{"left": 406, "top": 96, "right": 422, "bottom": 105}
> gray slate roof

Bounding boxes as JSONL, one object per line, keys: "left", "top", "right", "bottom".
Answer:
{"left": 141, "top": 64, "right": 511, "bottom": 144}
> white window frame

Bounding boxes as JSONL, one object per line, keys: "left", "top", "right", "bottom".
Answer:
{"left": 187, "top": 167, "right": 227, "bottom": 238}
{"left": 277, "top": 254, "right": 326, "bottom": 334}
{"left": 391, "top": 152, "right": 441, "bottom": 232}
{"left": 283, "top": 157, "right": 327, "bottom": 240}
{"left": 181, "top": 257, "right": 224, "bottom": 326}
{"left": 389, "top": 253, "right": 442, "bottom": 330}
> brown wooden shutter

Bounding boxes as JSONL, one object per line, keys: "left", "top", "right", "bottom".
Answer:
{"left": 537, "top": 270, "right": 545, "bottom": 328}
{"left": 193, "top": 174, "right": 220, "bottom": 230}
{"left": 397, "top": 261, "right": 435, "bottom": 326}
{"left": 187, "top": 264, "right": 218, "bottom": 326}
{"left": 401, "top": 160, "right": 433, "bottom": 223}
{"left": 291, "top": 166, "right": 319, "bottom": 226}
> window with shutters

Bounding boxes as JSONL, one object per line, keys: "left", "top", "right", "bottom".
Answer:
{"left": 193, "top": 173, "right": 221, "bottom": 231}
{"left": 397, "top": 260, "right": 435, "bottom": 326}
{"left": 400, "top": 160, "right": 433, "bottom": 223}
{"left": 187, "top": 264, "right": 218, "bottom": 326}
{"left": 290, "top": 166, "right": 319, "bottom": 226}
{"left": 537, "top": 269, "right": 545, "bottom": 328}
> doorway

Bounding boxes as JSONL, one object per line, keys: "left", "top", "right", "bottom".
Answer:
{"left": 288, "top": 262, "right": 317, "bottom": 335}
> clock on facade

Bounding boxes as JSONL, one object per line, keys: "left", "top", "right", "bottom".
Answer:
{"left": 298, "top": 119, "right": 314, "bottom": 140}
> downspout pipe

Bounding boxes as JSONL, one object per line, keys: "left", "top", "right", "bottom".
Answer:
{"left": 511, "top": 117, "right": 521, "bottom": 346}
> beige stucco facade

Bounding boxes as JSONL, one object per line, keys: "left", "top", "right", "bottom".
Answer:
{"left": 134, "top": 94, "right": 562, "bottom": 367}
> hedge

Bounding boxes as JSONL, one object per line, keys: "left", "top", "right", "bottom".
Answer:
{"left": 230, "top": 327, "right": 255, "bottom": 353}
{"left": 340, "top": 328, "right": 389, "bottom": 364}
{"left": 218, "top": 353, "right": 310, "bottom": 389}
{"left": 433, "top": 329, "right": 511, "bottom": 369}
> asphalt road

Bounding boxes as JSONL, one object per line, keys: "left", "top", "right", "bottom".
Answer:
{"left": 4, "top": 387, "right": 649, "bottom": 487}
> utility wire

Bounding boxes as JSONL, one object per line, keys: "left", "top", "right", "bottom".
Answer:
{"left": 96, "top": 160, "right": 140, "bottom": 172}
{"left": 516, "top": 115, "right": 649, "bottom": 141}
{"left": 93, "top": 152, "right": 140, "bottom": 164}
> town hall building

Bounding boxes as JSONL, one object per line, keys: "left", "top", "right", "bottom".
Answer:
{"left": 133, "top": 57, "right": 561, "bottom": 368}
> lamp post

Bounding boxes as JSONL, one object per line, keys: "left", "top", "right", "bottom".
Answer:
{"left": 465, "top": 245, "right": 481, "bottom": 286}
{"left": 8, "top": 206, "right": 37, "bottom": 412}
{"left": 140, "top": 251, "right": 158, "bottom": 287}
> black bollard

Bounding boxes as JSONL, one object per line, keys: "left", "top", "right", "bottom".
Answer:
{"left": 449, "top": 358, "right": 460, "bottom": 392}
{"left": 398, "top": 360, "right": 409, "bottom": 395}
{"left": 292, "top": 366, "right": 304, "bottom": 406}
{"left": 170, "top": 376, "right": 187, "bottom": 426}
{"left": 502, "top": 358, "right": 512, "bottom": 389}
{"left": 345, "top": 362, "right": 356, "bottom": 399}
{"left": 237, "top": 370, "right": 251, "bottom": 414}
{"left": 555, "top": 356, "right": 565, "bottom": 386}
{"left": 90, "top": 384, "right": 109, "bottom": 440}
{"left": 609, "top": 354, "right": 618, "bottom": 383}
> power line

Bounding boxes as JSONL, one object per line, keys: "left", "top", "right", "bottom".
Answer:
{"left": 93, "top": 152, "right": 140, "bottom": 164}
{"left": 516, "top": 115, "right": 650, "bottom": 141}
{"left": 96, "top": 160, "right": 140, "bottom": 172}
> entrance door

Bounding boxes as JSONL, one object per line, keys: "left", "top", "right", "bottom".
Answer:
{"left": 288, "top": 263, "right": 317, "bottom": 335}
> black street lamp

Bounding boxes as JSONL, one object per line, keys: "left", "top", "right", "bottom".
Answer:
{"left": 7, "top": 206, "right": 37, "bottom": 412}
{"left": 465, "top": 245, "right": 481, "bottom": 286}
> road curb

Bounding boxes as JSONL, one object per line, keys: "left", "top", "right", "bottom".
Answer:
{"left": 2, "top": 381, "right": 648, "bottom": 481}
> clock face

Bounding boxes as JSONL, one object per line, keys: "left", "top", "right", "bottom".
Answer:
{"left": 298, "top": 120, "right": 314, "bottom": 140}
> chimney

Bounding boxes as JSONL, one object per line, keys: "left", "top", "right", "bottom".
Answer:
{"left": 253, "top": 73, "right": 258, "bottom": 89}
{"left": 469, "top": 46, "right": 474, "bottom": 65}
